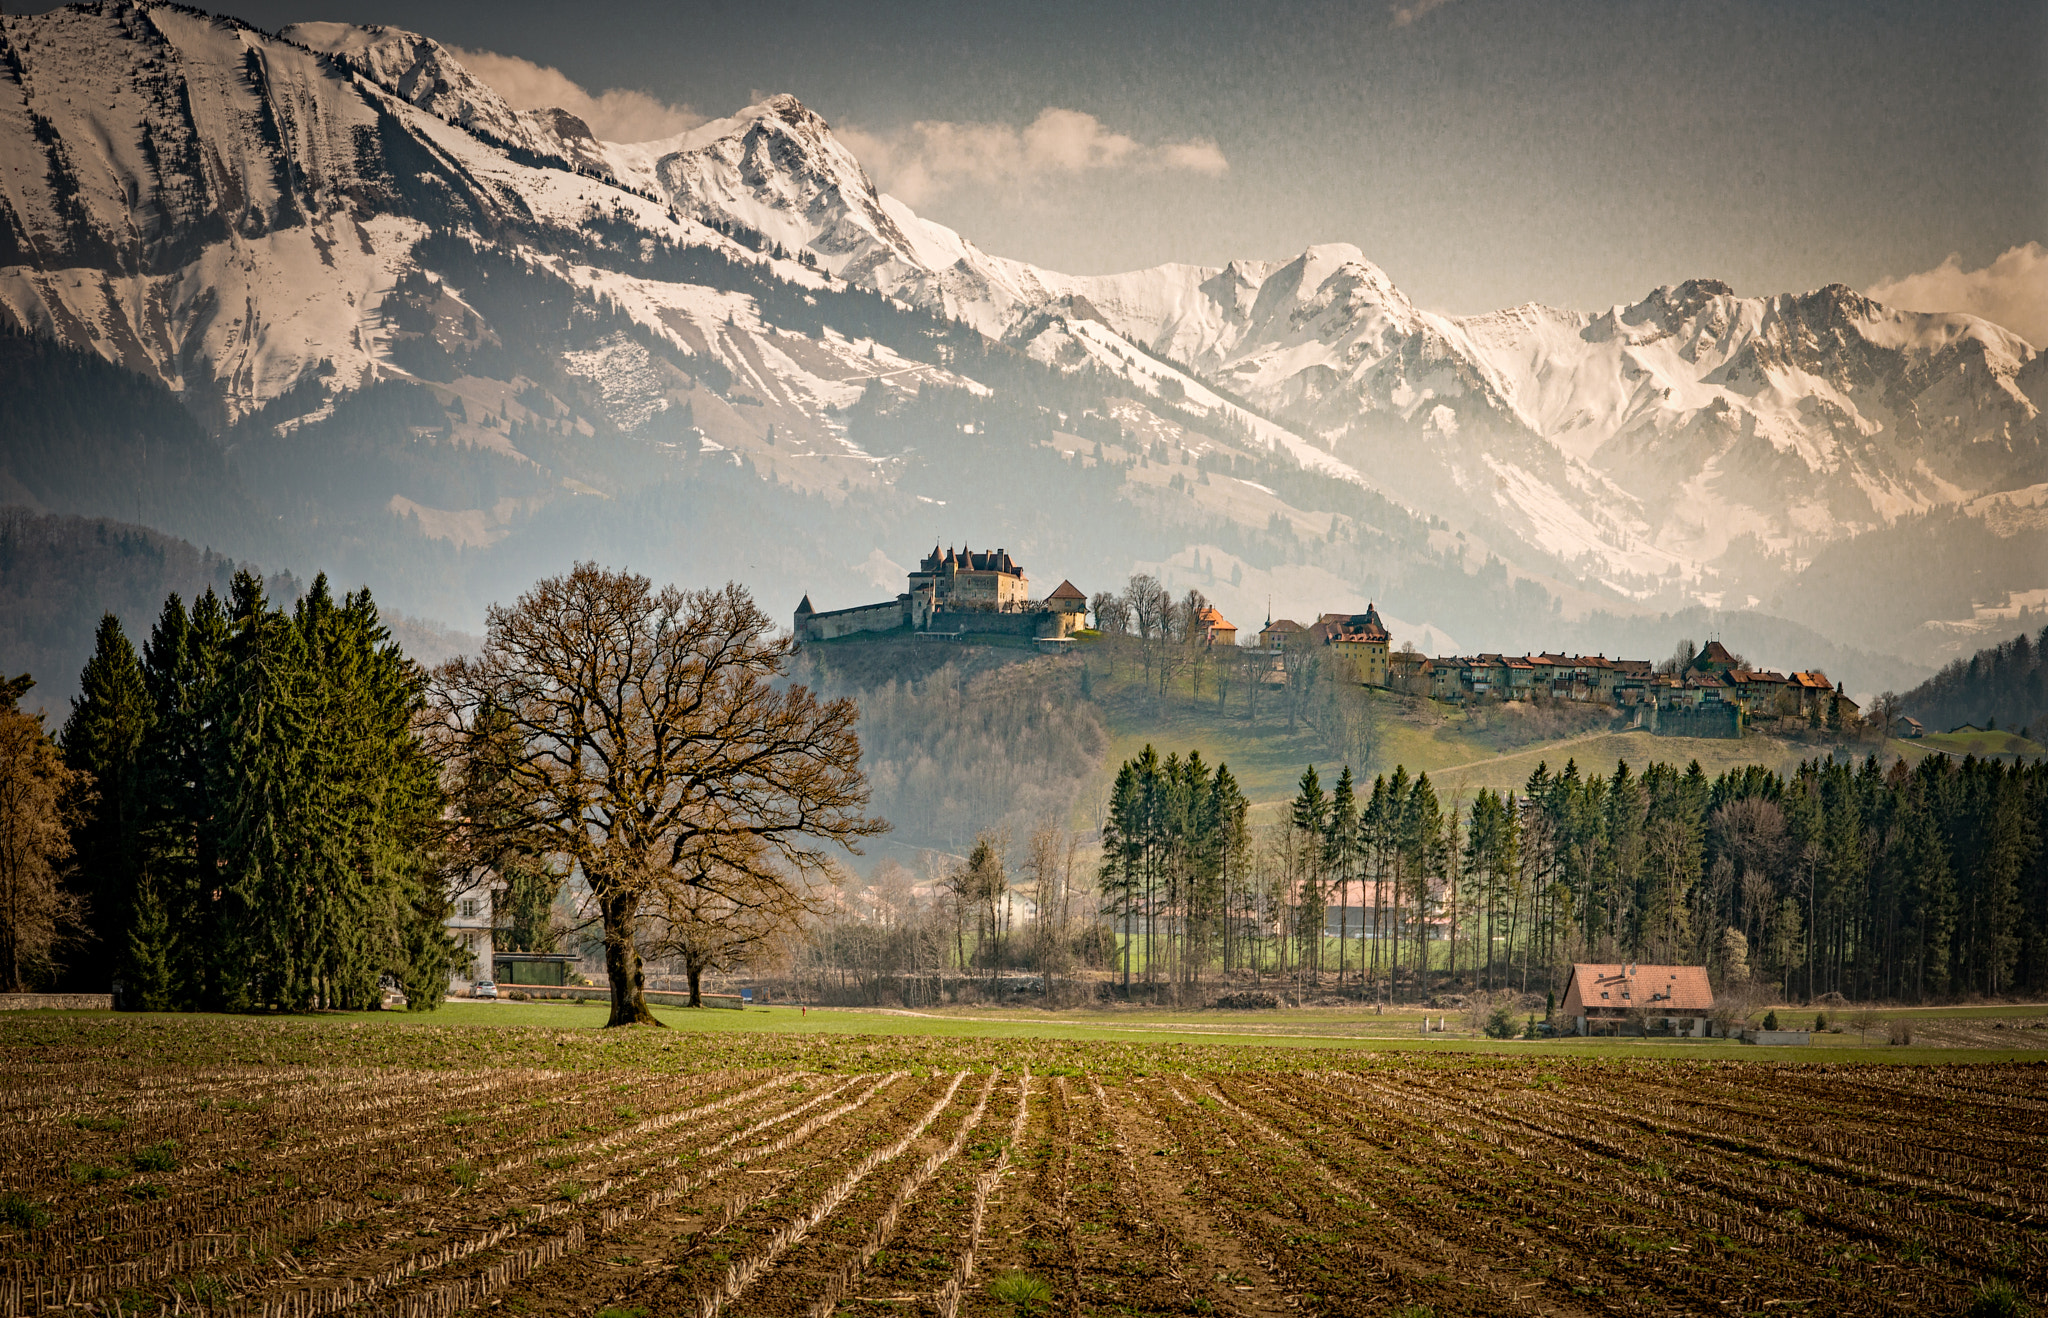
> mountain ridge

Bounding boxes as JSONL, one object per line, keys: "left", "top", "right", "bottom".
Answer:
{"left": 0, "top": 2, "right": 2037, "bottom": 684}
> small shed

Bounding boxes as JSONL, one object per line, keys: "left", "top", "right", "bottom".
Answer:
{"left": 1561, "top": 963, "right": 1715, "bottom": 1037}
{"left": 492, "top": 953, "right": 582, "bottom": 988}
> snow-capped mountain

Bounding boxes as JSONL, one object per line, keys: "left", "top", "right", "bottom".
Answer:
{"left": 573, "top": 75, "right": 2044, "bottom": 590}
{"left": 1, "top": 2, "right": 2040, "bottom": 677}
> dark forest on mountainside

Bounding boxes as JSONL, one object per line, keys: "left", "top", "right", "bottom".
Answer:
{"left": 1901, "top": 625, "right": 2048, "bottom": 738}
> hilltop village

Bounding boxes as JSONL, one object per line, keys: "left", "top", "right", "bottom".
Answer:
{"left": 795, "top": 549, "right": 1865, "bottom": 738}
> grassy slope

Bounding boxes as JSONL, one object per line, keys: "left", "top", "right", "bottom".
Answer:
{"left": 1911, "top": 729, "right": 2047, "bottom": 758}
{"left": 1079, "top": 642, "right": 1839, "bottom": 810}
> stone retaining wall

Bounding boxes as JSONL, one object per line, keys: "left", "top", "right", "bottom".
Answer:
{"left": 0, "top": 993, "right": 112, "bottom": 1011}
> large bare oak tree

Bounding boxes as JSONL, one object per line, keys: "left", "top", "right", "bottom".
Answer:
{"left": 429, "top": 567, "right": 883, "bottom": 1025}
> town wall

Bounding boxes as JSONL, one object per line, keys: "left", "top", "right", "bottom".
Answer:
{"left": 1648, "top": 703, "right": 1743, "bottom": 739}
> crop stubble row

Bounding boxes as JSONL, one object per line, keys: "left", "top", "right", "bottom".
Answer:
{"left": 2, "top": 1061, "right": 2040, "bottom": 1316}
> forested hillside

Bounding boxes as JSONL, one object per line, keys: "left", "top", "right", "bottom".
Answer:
{"left": 1902, "top": 626, "right": 2048, "bottom": 737}
{"left": 0, "top": 328, "right": 282, "bottom": 562}
{"left": 0, "top": 510, "right": 258, "bottom": 716}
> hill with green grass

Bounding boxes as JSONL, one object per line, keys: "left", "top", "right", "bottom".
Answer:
{"left": 797, "top": 631, "right": 1867, "bottom": 857}
{"left": 1900, "top": 728, "right": 2048, "bottom": 762}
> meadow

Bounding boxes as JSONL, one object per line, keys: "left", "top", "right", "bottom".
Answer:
{"left": 2, "top": 1009, "right": 2045, "bottom": 1317}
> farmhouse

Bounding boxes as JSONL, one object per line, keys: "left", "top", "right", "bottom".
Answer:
{"left": 1561, "top": 962, "right": 1716, "bottom": 1037}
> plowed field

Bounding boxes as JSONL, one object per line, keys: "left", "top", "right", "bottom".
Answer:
{"left": 4, "top": 1047, "right": 2043, "bottom": 1317}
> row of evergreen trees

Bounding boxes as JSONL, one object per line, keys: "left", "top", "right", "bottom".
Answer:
{"left": 61, "top": 572, "right": 453, "bottom": 1011}
{"left": 1100, "top": 741, "right": 2048, "bottom": 1003}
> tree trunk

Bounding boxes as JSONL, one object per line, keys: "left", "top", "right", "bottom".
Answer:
{"left": 600, "top": 885, "right": 664, "bottom": 1027}
{"left": 686, "top": 955, "right": 703, "bottom": 1007}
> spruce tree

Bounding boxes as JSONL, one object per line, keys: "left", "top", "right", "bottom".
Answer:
{"left": 59, "top": 614, "right": 152, "bottom": 989}
{"left": 121, "top": 880, "right": 175, "bottom": 1010}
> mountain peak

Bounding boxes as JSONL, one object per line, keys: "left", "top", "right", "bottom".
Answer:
{"left": 283, "top": 20, "right": 554, "bottom": 157}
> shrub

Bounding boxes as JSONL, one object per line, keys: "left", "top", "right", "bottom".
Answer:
{"left": 129, "top": 1141, "right": 178, "bottom": 1173}
{"left": 1210, "top": 991, "right": 1280, "bottom": 1010}
{"left": 1762, "top": 1010, "right": 1780, "bottom": 1031}
{"left": 1484, "top": 1005, "right": 1518, "bottom": 1039}
{"left": 987, "top": 1271, "right": 1054, "bottom": 1315}
{"left": 1813, "top": 1011, "right": 1827, "bottom": 1031}
{"left": 0, "top": 1193, "right": 51, "bottom": 1230}
{"left": 1888, "top": 1018, "right": 1913, "bottom": 1046}
{"left": 1967, "top": 1278, "right": 2031, "bottom": 1318}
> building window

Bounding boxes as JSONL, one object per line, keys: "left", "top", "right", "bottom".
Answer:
{"left": 460, "top": 899, "right": 478, "bottom": 919}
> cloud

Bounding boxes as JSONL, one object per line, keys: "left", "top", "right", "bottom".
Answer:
{"left": 1390, "top": 0, "right": 1460, "bottom": 27}
{"left": 838, "top": 108, "right": 1227, "bottom": 206}
{"left": 1867, "top": 242, "right": 2048, "bottom": 349}
{"left": 449, "top": 48, "right": 702, "bottom": 144}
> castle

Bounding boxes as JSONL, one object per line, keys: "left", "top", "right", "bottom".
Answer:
{"left": 794, "top": 545, "right": 1089, "bottom": 643}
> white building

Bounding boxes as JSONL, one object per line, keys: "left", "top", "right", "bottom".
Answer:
{"left": 446, "top": 881, "right": 500, "bottom": 991}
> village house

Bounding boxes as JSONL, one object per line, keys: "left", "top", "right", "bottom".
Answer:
{"left": 1258, "top": 617, "right": 1306, "bottom": 649}
{"left": 1894, "top": 715, "right": 1926, "bottom": 738}
{"left": 1388, "top": 648, "right": 1429, "bottom": 694}
{"left": 1561, "top": 963, "right": 1716, "bottom": 1037}
{"left": 1193, "top": 605, "right": 1239, "bottom": 647}
{"left": 445, "top": 882, "right": 499, "bottom": 993}
{"left": 1321, "top": 604, "right": 1392, "bottom": 686}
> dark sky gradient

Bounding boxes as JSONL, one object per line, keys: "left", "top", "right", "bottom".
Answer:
{"left": 19, "top": 0, "right": 2043, "bottom": 312}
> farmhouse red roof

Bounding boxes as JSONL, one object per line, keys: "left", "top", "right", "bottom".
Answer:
{"left": 1566, "top": 963, "right": 1715, "bottom": 1013}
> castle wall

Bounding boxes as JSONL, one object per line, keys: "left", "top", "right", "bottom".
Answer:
{"left": 922, "top": 608, "right": 1062, "bottom": 639}
{"left": 803, "top": 598, "right": 909, "bottom": 641}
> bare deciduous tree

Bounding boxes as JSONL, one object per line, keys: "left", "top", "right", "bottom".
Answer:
{"left": 429, "top": 567, "right": 884, "bottom": 1026}
{"left": 649, "top": 847, "right": 817, "bottom": 1006}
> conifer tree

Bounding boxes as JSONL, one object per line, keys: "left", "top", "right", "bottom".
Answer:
{"left": 59, "top": 615, "right": 151, "bottom": 986}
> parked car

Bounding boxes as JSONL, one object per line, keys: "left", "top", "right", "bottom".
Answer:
{"left": 472, "top": 980, "right": 498, "bottom": 1000}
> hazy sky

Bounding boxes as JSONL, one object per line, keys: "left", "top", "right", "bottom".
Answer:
{"left": 25, "top": 0, "right": 2044, "bottom": 318}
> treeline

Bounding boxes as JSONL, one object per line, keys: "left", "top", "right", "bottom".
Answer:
{"left": 1902, "top": 625, "right": 2048, "bottom": 739}
{"left": 37, "top": 573, "right": 452, "bottom": 1007}
{"left": 1084, "top": 744, "right": 2048, "bottom": 1004}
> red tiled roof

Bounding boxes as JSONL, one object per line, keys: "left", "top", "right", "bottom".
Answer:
{"left": 1046, "top": 579, "right": 1087, "bottom": 601}
{"left": 1564, "top": 963, "right": 1715, "bottom": 1014}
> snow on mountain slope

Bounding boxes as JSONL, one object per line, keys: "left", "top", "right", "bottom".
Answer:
{"left": 2, "top": 4, "right": 2039, "bottom": 638}
{"left": 1039, "top": 251, "right": 2043, "bottom": 584}
{"left": 0, "top": 4, "right": 817, "bottom": 423}
{"left": 280, "top": 21, "right": 558, "bottom": 160}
